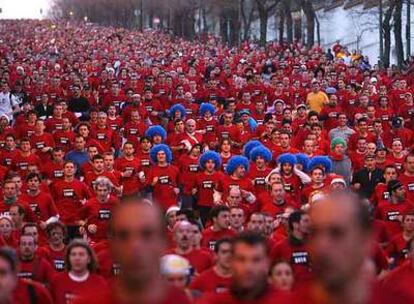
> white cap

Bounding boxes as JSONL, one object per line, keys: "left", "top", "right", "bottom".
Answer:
{"left": 330, "top": 178, "right": 346, "bottom": 186}
{"left": 166, "top": 206, "right": 180, "bottom": 216}
{"left": 160, "top": 254, "right": 190, "bottom": 276}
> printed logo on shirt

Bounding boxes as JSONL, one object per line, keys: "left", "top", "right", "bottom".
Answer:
{"left": 408, "top": 183, "right": 414, "bottom": 192}
{"left": 63, "top": 188, "right": 75, "bottom": 198}
{"left": 18, "top": 162, "right": 29, "bottom": 171}
{"left": 291, "top": 252, "right": 309, "bottom": 265}
{"left": 141, "top": 159, "right": 150, "bottom": 167}
{"left": 112, "top": 263, "right": 121, "bottom": 276}
{"left": 206, "top": 125, "right": 214, "bottom": 132}
{"left": 202, "top": 181, "right": 213, "bottom": 189}
{"left": 159, "top": 176, "right": 170, "bottom": 184}
{"left": 254, "top": 177, "right": 266, "bottom": 185}
{"left": 284, "top": 184, "right": 293, "bottom": 192}
{"left": 35, "top": 142, "right": 45, "bottom": 149}
{"left": 97, "top": 133, "right": 106, "bottom": 140}
{"left": 145, "top": 105, "right": 153, "bottom": 112}
{"left": 29, "top": 203, "right": 39, "bottom": 215}
{"left": 17, "top": 272, "right": 33, "bottom": 279}
{"left": 64, "top": 292, "right": 78, "bottom": 304}
{"left": 382, "top": 191, "right": 390, "bottom": 200}
{"left": 387, "top": 211, "right": 401, "bottom": 221}
{"left": 215, "top": 285, "right": 228, "bottom": 294}
{"left": 129, "top": 128, "right": 138, "bottom": 135}
{"left": 221, "top": 131, "right": 229, "bottom": 139}
{"left": 189, "top": 164, "right": 198, "bottom": 172}
{"left": 60, "top": 137, "right": 69, "bottom": 144}
{"left": 208, "top": 240, "right": 217, "bottom": 251}
{"left": 54, "top": 259, "right": 65, "bottom": 271}
{"left": 99, "top": 209, "right": 112, "bottom": 220}
{"left": 54, "top": 170, "right": 64, "bottom": 178}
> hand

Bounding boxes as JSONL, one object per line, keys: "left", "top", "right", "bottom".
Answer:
{"left": 191, "top": 188, "right": 197, "bottom": 195}
{"left": 152, "top": 176, "right": 159, "bottom": 185}
{"left": 173, "top": 188, "right": 180, "bottom": 195}
{"left": 88, "top": 224, "right": 97, "bottom": 234}
{"left": 39, "top": 221, "right": 47, "bottom": 230}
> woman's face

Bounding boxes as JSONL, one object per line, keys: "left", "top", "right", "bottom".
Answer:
{"left": 0, "top": 219, "right": 12, "bottom": 237}
{"left": 221, "top": 141, "right": 231, "bottom": 153}
{"left": 269, "top": 262, "right": 294, "bottom": 291}
{"left": 268, "top": 173, "right": 282, "bottom": 185}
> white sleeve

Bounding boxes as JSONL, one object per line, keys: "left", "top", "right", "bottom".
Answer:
{"left": 294, "top": 167, "right": 312, "bottom": 184}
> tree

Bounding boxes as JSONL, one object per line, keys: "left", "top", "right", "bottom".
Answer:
{"left": 299, "top": 0, "right": 316, "bottom": 48}
{"left": 383, "top": 1, "right": 395, "bottom": 68}
{"left": 254, "top": 0, "right": 280, "bottom": 45}
{"left": 393, "top": 0, "right": 404, "bottom": 68}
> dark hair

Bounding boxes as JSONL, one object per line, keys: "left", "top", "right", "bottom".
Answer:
{"left": 46, "top": 222, "right": 68, "bottom": 239}
{"left": 209, "top": 205, "right": 230, "bottom": 220}
{"left": 9, "top": 204, "right": 25, "bottom": 216}
{"left": 26, "top": 172, "right": 41, "bottom": 182}
{"left": 288, "top": 210, "right": 305, "bottom": 231}
{"left": 92, "top": 154, "right": 104, "bottom": 162}
{"left": 214, "top": 237, "right": 232, "bottom": 253}
{"left": 231, "top": 232, "right": 269, "bottom": 255}
{"left": 65, "top": 239, "right": 98, "bottom": 272}
{"left": 177, "top": 209, "right": 196, "bottom": 222}
{"left": 0, "top": 247, "right": 18, "bottom": 273}
{"left": 21, "top": 223, "right": 38, "bottom": 235}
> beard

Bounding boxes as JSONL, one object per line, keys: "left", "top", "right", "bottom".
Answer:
{"left": 230, "top": 275, "right": 268, "bottom": 301}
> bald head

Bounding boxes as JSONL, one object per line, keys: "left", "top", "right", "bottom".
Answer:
{"left": 110, "top": 200, "right": 166, "bottom": 287}
{"left": 309, "top": 192, "right": 372, "bottom": 291}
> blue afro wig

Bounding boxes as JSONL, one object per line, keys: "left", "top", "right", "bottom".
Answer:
{"left": 149, "top": 144, "right": 173, "bottom": 164}
{"left": 248, "top": 117, "right": 258, "bottom": 133}
{"left": 295, "top": 153, "right": 310, "bottom": 172}
{"left": 243, "top": 140, "right": 263, "bottom": 159}
{"left": 145, "top": 125, "right": 167, "bottom": 141}
{"left": 308, "top": 156, "right": 333, "bottom": 173}
{"left": 199, "top": 151, "right": 222, "bottom": 170}
{"left": 250, "top": 146, "right": 272, "bottom": 162}
{"left": 226, "top": 155, "right": 250, "bottom": 175}
{"left": 169, "top": 104, "right": 186, "bottom": 119}
{"left": 277, "top": 153, "right": 297, "bottom": 166}
{"left": 199, "top": 103, "right": 216, "bottom": 116}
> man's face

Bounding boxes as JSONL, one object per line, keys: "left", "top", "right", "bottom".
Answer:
{"left": 358, "top": 121, "right": 368, "bottom": 133}
{"left": 20, "top": 141, "right": 31, "bottom": 152}
{"left": 383, "top": 168, "right": 397, "bottom": 182}
{"left": 78, "top": 126, "right": 89, "bottom": 137}
{"left": 311, "top": 169, "right": 325, "bottom": 184}
{"left": 280, "top": 134, "right": 290, "bottom": 148}
{"left": 271, "top": 184, "right": 285, "bottom": 202}
{"left": 185, "top": 121, "right": 196, "bottom": 133}
{"left": 217, "top": 242, "right": 232, "bottom": 270}
{"left": 175, "top": 223, "right": 194, "bottom": 249}
{"left": 234, "top": 166, "right": 246, "bottom": 178}
{"left": 53, "top": 150, "right": 65, "bottom": 162}
{"left": 64, "top": 163, "right": 75, "bottom": 177}
{"left": 247, "top": 214, "right": 265, "bottom": 234}
{"left": 365, "top": 158, "right": 376, "bottom": 170}
{"left": 403, "top": 215, "right": 414, "bottom": 232}
{"left": 230, "top": 209, "right": 245, "bottom": 230}
{"left": 88, "top": 147, "right": 98, "bottom": 159}
{"left": 104, "top": 155, "right": 114, "bottom": 170}
{"left": 298, "top": 214, "right": 311, "bottom": 235}
{"left": 3, "top": 183, "right": 16, "bottom": 199}
{"left": 215, "top": 211, "right": 230, "bottom": 229}
{"left": 0, "top": 258, "right": 17, "bottom": 302}
{"left": 9, "top": 206, "right": 23, "bottom": 226}
{"left": 231, "top": 243, "right": 269, "bottom": 291}
{"left": 357, "top": 140, "right": 367, "bottom": 152}
{"left": 0, "top": 220, "right": 12, "bottom": 236}
{"left": 310, "top": 199, "right": 371, "bottom": 290}
{"left": 338, "top": 115, "right": 347, "bottom": 126}
{"left": 406, "top": 156, "right": 414, "bottom": 173}
{"left": 20, "top": 236, "right": 36, "bottom": 259}
{"left": 27, "top": 177, "right": 40, "bottom": 191}
{"left": 394, "top": 186, "right": 406, "bottom": 201}
{"left": 74, "top": 137, "right": 85, "bottom": 150}
{"left": 48, "top": 227, "right": 64, "bottom": 245}
{"left": 110, "top": 203, "right": 166, "bottom": 285}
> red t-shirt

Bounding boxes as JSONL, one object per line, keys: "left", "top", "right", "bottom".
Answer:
{"left": 381, "top": 262, "right": 414, "bottom": 302}
{"left": 189, "top": 267, "right": 231, "bottom": 294}
{"left": 79, "top": 196, "right": 120, "bottom": 242}
{"left": 18, "top": 256, "right": 55, "bottom": 285}
{"left": 13, "top": 279, "right": 53, "bottom": 304}
{"left": 115, "top": 156, "right": 143, "bottom": 195}
{"left": 193, "top": 171, "right": 224, "bottom": 207}
{"left": 50, "top": 179, "right": 91, "bottom": 225}
{"left": 146, "top": 164, "right": 179, "bottom": 210}
{"left": 201, "top": 228, "right": 237, "bottom": 251}
{"left": 51, "top": 272, "right": 108, "bottom": 304}
{"left": 167, "top": 248, "right": 213, "bottom": 274}
{"left": 20, "top": 191, "right": 58, "bottom": 222}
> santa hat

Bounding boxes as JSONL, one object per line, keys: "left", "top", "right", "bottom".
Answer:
{"left": 277, "top": 153, "right": 297, "bottom": 166}
{"left": 243, "top": 140, "right": 263, "bottom": 159}
{"left": 250, "top": 146, "right": 272, "bottom": 162}
{"left": 199, "top": 151, "right": 222, "bottom": 170}
{"left": 199, "top": 103, "right": 216, "bottom": 116}
{"left": 169, "top": 104, "right": 186, "bottom": 119}
{"left": 226, "top": 155, "right": 250, "bottom": 175}
{"left": 308, "top": 156, "right": 333, "bottom": 173}
{"left": 149, "top": 144, "right": 173, "bottom": 164}
{"left": 145, "top": 125, "right": 167, "bottom": 142}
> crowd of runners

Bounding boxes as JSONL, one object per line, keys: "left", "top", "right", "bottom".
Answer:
{"left": 0, "top": 19, "right": 413, "bottom": 303}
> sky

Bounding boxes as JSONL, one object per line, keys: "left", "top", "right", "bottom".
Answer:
{"left": 0, "top": 0, "right": 51, "bottom": 19}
